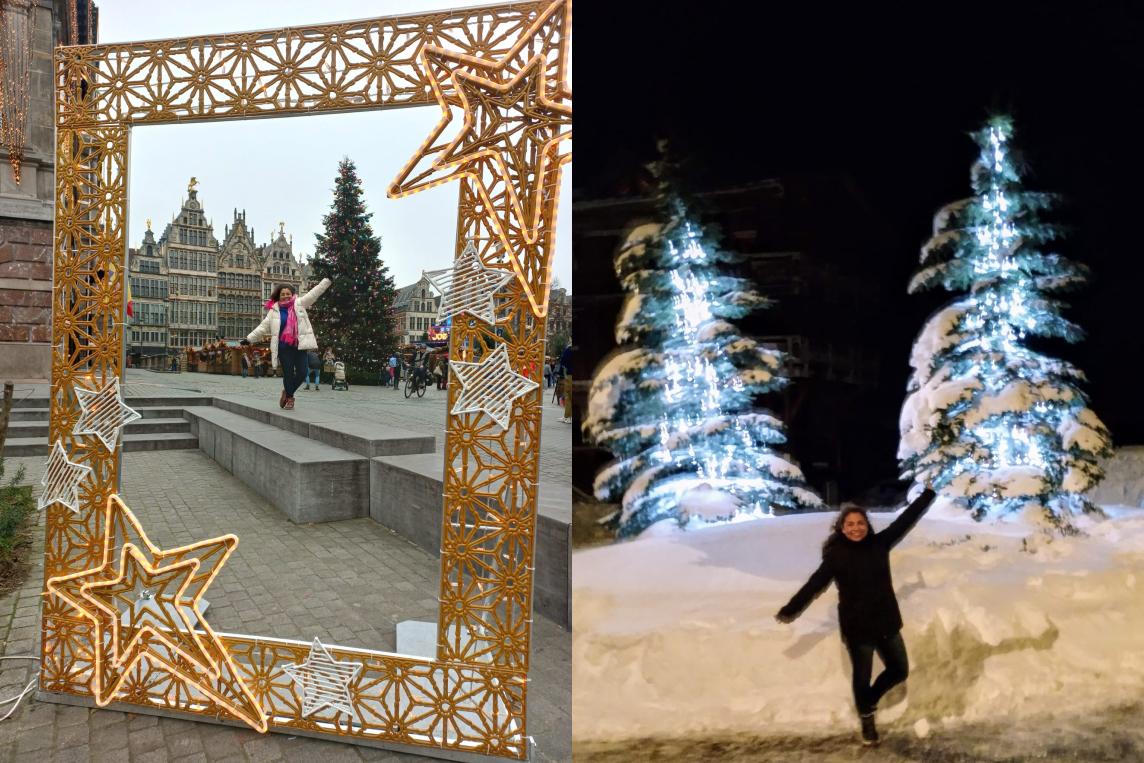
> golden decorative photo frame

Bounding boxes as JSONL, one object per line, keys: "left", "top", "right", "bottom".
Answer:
{"left": 42, "top": 1, "right": 571, "bottom": 759}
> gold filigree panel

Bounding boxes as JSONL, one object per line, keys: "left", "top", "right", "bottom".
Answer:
{"left": 46, "top": 1, "right": 570, "bottom": 759}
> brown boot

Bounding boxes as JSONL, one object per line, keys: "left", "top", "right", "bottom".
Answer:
{"left": 284, "top": 397, "right": 295, "bottom": 410}
{"left": 279, "top": 390, "right": 287, "bottom": 408}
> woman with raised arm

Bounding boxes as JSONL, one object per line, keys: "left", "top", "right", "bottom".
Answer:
{"left": 775, "top": 482, "right": 936, "bottom": 746}
{"left": 242, "top": 278, "right": 332, "bottom": 411}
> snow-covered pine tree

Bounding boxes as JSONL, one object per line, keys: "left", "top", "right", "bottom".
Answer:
{"left": 307, "top": 157, "right": 399, "bottom": 377}
{"left": 584, "top": 149, "right": 822, "bottom": 539}
{"left": 899, "top": 116, "right": 1112, "bottom": 526}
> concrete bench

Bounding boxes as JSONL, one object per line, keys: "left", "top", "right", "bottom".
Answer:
{"left": 211, "top": 397, "right": 435, "bottom": 457}
{"left": 370, "top": 453, "right": 570, "bottom": 628}
{"left": 183, "top": 406, "right": 369, "bottom": 524}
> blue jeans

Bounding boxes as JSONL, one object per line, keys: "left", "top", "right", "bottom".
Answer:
{"left": 845, "top": 632, "right": 909, "bottom": 714}
{"left": 306, "top": 368, "right": 319, "bottom": 385}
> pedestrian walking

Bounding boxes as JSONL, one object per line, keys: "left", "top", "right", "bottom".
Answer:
{"left": 388, "top": 354, "right": 398, "bottom": 388}
{"left": 323, "top": 347, "right": 335, "bottom": 386}
{"left": 240, "top": 349, "right": 251, "bottom": 379}
{"left": 776, "top": 484, "right": 937, "bottom": 746}
{"left": 304, "top": 348, "right": 322, "bottom": 390}
{"left": 558, "top": 342, "right": 572, "bottom": 424}
{"left": 242, "top": 278, "right": 332, "bottom": 411}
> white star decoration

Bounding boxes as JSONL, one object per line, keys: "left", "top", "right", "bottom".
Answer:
{"left": 423, "top": 239, "right": 514, "bottom": 325}
{"left": 282, "top": 638, "right": 363, "bottom": 720}
{"left": 449, "top": 344, "right": 539, "bottom": 429}
{"left": 39, "top": 440, "right": 93, "bottom": 514}
{"left": 73, "top": 377, "right": 141, "bottom": 452}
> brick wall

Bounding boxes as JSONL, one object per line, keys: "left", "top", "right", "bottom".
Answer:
{"left": 0, "top": 220, "right": 52, "bottom": 378}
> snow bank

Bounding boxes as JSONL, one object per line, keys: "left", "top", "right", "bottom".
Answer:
{"left": 573, "top": 506, "right": 1144, "bottom": 743}
{"left": 1086, "top": 446, "right": 1144, "bottom": 508}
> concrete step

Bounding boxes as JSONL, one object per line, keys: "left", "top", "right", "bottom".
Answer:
{"left": 210, "top": 397, "right": 435, "bottom": 457}
{"left": 10, "top": 396, "right": 213, "bottom": 409}
{"left": 2, "top": 431, "right": 199, "bottom": 457}
{"left": 123, "top": 432, "right": 199, "bottom": 452}
{"left": 8, "top": 417, "right": 191, "bottom": 438}
{"left": 182, "top": 406, "right": 368, "bottom": 523}
{"left": 9, "top": 408, "right": 48, "bottom": 421}
{"left": 9, "top": 406, "right": 201, "bottom": 422}
{"left": 370, "top": 453, "right": 570, "bottom": 629}
{"left": 134, "top": 407, "right": 193, "bottom": 420}
{"left": 2, "top": 438, "right": 49, "bottom": 457}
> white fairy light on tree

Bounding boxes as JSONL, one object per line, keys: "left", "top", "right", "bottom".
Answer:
{"left": 584, "top": 146, "right": 822, "bottom": 538}
{"left": 899, "top": 116, "right": 1112, "bottom": 526}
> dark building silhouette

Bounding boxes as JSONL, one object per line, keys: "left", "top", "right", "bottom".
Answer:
{"left": 573, "top": 174, "right": 902, "bottom": 506}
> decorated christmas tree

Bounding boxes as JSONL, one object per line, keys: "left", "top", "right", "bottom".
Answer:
{"left": 899, "top": 116, "right": 1112, "bottom": 526}
{"left": 584, "top": 149, "right": 822, "bottom": 539}
{"left": 306, "top": 158, "right": 398, "bottom": 375}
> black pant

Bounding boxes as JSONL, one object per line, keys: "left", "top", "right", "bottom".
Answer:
{"left": 278, "top": 343, "right": 308, "bottom": 398}
{"left": 845, "top": 631, "right": 908, "bottom": 714}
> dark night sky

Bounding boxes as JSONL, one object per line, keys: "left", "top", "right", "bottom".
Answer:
{"left": 575, "top": 2, "right": 1144, "bottom": 454}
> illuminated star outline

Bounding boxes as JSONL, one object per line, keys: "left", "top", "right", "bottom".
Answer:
{"left": 388, "top": 0, "right": 571, "bottom": 317}
{"left": 46, "top": 495, "right": 267, "bottom": 732}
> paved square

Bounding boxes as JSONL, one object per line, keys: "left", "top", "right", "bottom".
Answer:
{"left": 0, "top": 368, "right": 571, "bottom": 762}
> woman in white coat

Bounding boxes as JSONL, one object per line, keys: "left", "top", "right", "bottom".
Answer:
{"left": 241, "top": 278, "right": 331, "bottom": 410}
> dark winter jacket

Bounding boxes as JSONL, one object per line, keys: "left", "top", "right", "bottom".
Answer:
{"left": 778, "top": 489, "right": 936, "bottom": 644}
{"left": 558, "top": 345, "right": 572, "bottom": 378}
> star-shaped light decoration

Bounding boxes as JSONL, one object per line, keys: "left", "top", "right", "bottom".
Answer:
{"left": 434, "top": 55, "right": 571, "bottom": 244}
{"left": 423, "top": 239, "right": 514, "bottom": 325}
{"left": 389, "top": 0, "right": 571, "bottom": 313}
{"left": 39, "top": 440, "right": 93, "bottom": 514}
{"left": 46, "top": 495, "right": 267, "bottom": 732}
{"left": 73, "top": 377, "right": 141, "bottom": 452}
{"left": 84, "top": 546, "right": 218, "bottom": 676}
{"left": 281, "top": 638, "right": 363, "bottom": 720}
{"left": 449, "top": 344, "right": 539, "bottom": 430}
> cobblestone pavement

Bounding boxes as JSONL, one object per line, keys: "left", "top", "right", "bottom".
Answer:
{"left": 0, "top": 450, "right": 570, "bottom": 762}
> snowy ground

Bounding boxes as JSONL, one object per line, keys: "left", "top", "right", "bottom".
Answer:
{"left": 574, "top": 702, "right": 1144, "bottom": 762}
{"left": 572, "top": 478, "right": 1144, "bottom": 750}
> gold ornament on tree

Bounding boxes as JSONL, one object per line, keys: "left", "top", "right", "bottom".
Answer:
{"left": 0, "top": 0, "right": 36, "bottom": 184}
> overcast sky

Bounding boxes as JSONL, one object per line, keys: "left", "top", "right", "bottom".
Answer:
{"left": 100, "top": 0, "right": 572, "bottom": 293}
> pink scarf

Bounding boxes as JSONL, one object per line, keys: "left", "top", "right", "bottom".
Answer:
{"left": 267, "top": 295, "right": 299, "bottom": 346}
